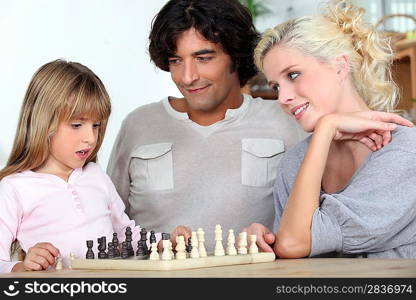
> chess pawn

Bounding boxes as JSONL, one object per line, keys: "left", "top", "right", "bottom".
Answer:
{"left": 191, "top": 232, "right": 198, "bottom": 250}
{"left": 149, "top": 242, "right": 160, "bottom": 260}
{"left": 249, "top": 235, "right": 259, "bottom": 254}
{"left": 238, "top": 232, "right": 248, "bottom": 255}
{"left": 190, "top": 234, "right": 200, "bottom": 258}
{"left": 214, "top": 224, "right": 225, "bottom": 256}
{"left": 69, "top": 252, "right": 76, "bottom": 269}
{"left": 161, "top": 239, "right": 172, "bottom": 260}
{"left": 226, "top": 229, "right": 237, "bottom": 256}
{"left": 86, "top": 240, "right": 95, "bottom": 259}
{"left": 112, "top": 233, "right": 120, "bottom": 257}
{"left": 175, "top": 236, "right": 187, "bottom": 260}
{"left": 186, "top": 237, "right": 192, "bottom": 254}
{"left": 107, "top": 242, "right": 116, "bottom": 259}
{"left": 121, "top": 241, "right": 130, "bottom": 259}
{"left": 169, "top": 240, "right": 174, "bottom": 257}
{"left": 197, "top": 228, "right": 207, "bottom": 257}
{"left": 55, "top": 256, "right": 63, "bottom": 270}
{"left": 136, "top": 241, "right": 147, "bottom": 260}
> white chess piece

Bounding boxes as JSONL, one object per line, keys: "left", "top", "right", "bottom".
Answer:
{"left": 197, "top": 228, "right": 207, "bottom": 257}
{"left": 238, "top": 232, "right": 248, "bottom": 255}
{"left": 249, "top": 235, "right": 259, "bottom": 254}
{"left": 214, "top": 224, "right": 225, "bottom": 256}
{"left": 55, "top": 256, "right": 63, "bottom": 270}
{"left": 190, "top": 232, "right": 200, "bottom": 258}
{"left": 149, "top": 242, "right": 160, "bottom": 260}
{"left": 175, "top": 236, "right": 187, "bottom": 260}
{"left": 226, "top": 229, "right": 237, "bottom": 256}
{"left": 69, "top": 252, "right": 76, "bottom": 269}
{"left": 169, "top": 240, "right": 174, "bottom": 257}
{"left": 161, "top": 239, "right": 172, "bottom": 260}
{"left": 191, "top": 232, "right": 198, "bottom": 250}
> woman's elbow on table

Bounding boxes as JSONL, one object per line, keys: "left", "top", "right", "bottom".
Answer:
{"left": 274, "top": 235, "right": 311, "bottom": 258}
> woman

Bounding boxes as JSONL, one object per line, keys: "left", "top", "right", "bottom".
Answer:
{"left": 244, "top": 0, "right": 415, "bottom": 258}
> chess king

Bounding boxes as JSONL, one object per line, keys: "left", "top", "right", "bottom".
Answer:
{"left": 107, "top": 0, "right": 305, "bottom": 250}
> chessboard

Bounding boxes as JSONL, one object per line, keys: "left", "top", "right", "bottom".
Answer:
{"left": 69, "top": 224, "right": 276, "bottom": 271}
{"left": 70, "top": 252, "right": 276, "bottom": 271}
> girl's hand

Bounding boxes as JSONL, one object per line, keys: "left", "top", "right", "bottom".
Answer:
{"left": 241, "top": 223, "right": 275, "bottom": 252}
{"left": 23, "top": 242, "right": 60, "bottom": 271}
{"left": 317, "top": 111, "right": 413, "bottom": 151}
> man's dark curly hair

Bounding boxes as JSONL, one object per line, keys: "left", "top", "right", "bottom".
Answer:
{"left": 148, "top": 0, "right": 260, "bottom": 87}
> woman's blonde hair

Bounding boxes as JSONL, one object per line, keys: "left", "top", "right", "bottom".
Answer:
{"left": 0, "top": 59, "right": 111, "bottom": 180}
{"left": 254, "top": 0, "right": 398, "bottom": 112}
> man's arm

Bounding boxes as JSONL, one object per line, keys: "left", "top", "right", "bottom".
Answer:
{"left": 107, "top": 118, "right": 132, "bottom": 213}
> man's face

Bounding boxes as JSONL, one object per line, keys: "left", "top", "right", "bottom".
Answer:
{"left": 168, "top": 28, "right": 240, "bottom": 113}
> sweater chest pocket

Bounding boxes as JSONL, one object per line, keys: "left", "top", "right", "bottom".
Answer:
{"left": 241, "top": 138, "right": 285, "bottom": 187}
{"left": 129, "top": 143, "right": 174, "bottom": 191}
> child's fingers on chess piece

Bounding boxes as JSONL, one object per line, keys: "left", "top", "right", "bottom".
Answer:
{"left": 170, "top": 225, "right": 192, "bottom": 248}
{"left": 23, "top": 242, "right": 60, "bottom": 271}
{"left": 241, "top": 223, "right": 275, "bottom": 253}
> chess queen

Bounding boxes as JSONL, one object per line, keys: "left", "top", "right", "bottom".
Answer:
{"left": 0, "top": 60, "right": 191, "bottom": 272}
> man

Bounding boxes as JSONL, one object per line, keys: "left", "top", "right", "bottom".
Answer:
{"left": 107, "top": 0, "right": 305, "bottom": 249}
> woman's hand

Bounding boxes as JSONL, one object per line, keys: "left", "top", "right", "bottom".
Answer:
{"left": 13, "top": 242, "right": 60, "bottom": 271}
{"left": 317, "top": 111, "right": 413, "bottom": 151}
{"left": 241, "top": 223, "right": 275, "bottom": 252}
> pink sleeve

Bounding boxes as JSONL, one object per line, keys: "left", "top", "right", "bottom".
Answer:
{"left": 0, "top": 180, "right": 22, "bottom": 273}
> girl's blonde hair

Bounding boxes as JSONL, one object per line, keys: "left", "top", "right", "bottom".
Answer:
{"left": 0, "top": 59, "right": 111, "bottom": 180}
{"left": 254, "top": 0, "right": 398, "bottom": 112}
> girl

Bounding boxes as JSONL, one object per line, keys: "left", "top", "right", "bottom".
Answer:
{"left": 244, "top": 0, "right": 415, "bottom": 258}
{"left": 0, "top": 60, "right": 190, "bottom": 272}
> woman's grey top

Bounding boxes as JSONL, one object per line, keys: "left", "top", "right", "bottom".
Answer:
{"left": 273, "top": 126, "right": 416, "bottom": 258}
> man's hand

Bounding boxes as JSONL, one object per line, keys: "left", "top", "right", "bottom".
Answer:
{"left": 157, "top": 225, "right": 192, "bottom": 251}
{"left": 170, "top": 225, "right": 192, "bottom": 249}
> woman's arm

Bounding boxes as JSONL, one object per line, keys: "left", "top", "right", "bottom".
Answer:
{"left": 275, "top": 118, "right": 334, "bottom": 258}
{"left": 275, "top": 112, "right": 413, "bottom": 258}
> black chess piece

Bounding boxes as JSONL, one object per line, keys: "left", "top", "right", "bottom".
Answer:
{"left": 98, "top": 236, "right": 107, "bottom": 259}
{"left": 140, "top": 228, "right": 149, "bottom": 255}
{"left": 136, "top": 241, "right": 148, "bottom": 259}
{"left": 186, "top": 237, "right": 192, "bottom": 253}
{"left": 107, "top": 242, "right": 115, "bottom": 259}
{"left": 121, "top": 241, "right": 129, "bottom": 259}
{"left": 150, "top": 230, "right": 157, "bottom": 244}
{"left": 112, "top": 233, "right": 120, "bottom": 257}
{"left": 125, "top": 227, "right": 134, "bottom": 257}
{"left": 86, "top": 240, "right": 95, "bottom": 259}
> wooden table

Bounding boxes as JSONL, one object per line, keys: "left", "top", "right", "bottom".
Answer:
{"left": 2, "top": 259, "right": 415, "bottom": 278}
